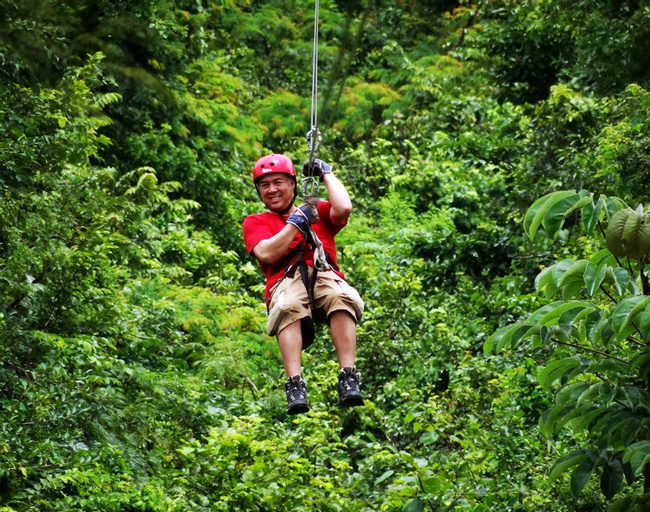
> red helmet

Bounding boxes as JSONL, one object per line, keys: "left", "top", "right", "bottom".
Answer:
{"left": 252, "top": 154, "right": 296, "bottom": 183}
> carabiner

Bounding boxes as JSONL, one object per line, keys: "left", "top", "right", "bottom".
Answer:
{"left": 306, "top": 126, "right": 322, "bottom": 154}
{"left": 302, "top": 176, "right": 319, "bottom": 200}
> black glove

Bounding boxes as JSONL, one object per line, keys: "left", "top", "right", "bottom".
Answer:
{"left": 300, "top": 198, "right": 320, "bottom": 223}
{"left": 303, "top": 159, "right": 333, "bottom": 179}
{"left": 286, "top": 203, "right": 317, "bottom": 237}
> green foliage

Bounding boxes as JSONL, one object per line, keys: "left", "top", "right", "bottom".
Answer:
{"left": 594, "top": 85, "right": 650, "bottom": 200}
{"left": 487, "top": 189, "right": 650, "bottom": 505}
{"left": 2, "top": 0, "right": 649, "bottom": 510}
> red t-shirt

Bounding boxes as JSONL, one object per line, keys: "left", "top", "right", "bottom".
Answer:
{"left": 242, "top": 201, "right": 346, "bottom": 302}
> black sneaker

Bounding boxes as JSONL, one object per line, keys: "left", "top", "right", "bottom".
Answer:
{"left": 285, "top": 375, "right": 309, "bottom": 415}
{"left": 338, "top": 367, "right": 364, "bottom": 407}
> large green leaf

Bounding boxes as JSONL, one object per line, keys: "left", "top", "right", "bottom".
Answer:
{"left": 604, "top": 267, "right": 633, "bottom": 296}
{"left": 607, "top": 497, "right": 634, "bottom": 512}
{"left": 623, "top": 386, "right": 642, "bottom": 412}
{"left": 557, "top": 405, "right": 600, "bottom": 432}
{"left": 562, "top": 280, "right": 584, "bottom": 301}
{"left": 582, "top": 198, "right": 603, "bottom": 234}
{"left": 570, "top": 408, "right": 610, "bottom": 432}
{"left": 548, "top": 450, "right": 589, "bottom": 482}
{"left": 571, "top": 451, "right": 601, "bottom": 495}
{"left": 539, "top": 357, "right": 581, "bottom": 389}
{"left": 403, "top": 497, "right": 424, "bottom": 512}
{"left": 524, "top": 190, "right": 580, "bottom": 240}
{"left": 484, "top": 323, "right": 539, "bottom": 354}
{"left": 374, "top": 470, "right": 394, "bottom": 485}
{"left": 606, "top": 207, "right": 650, "bottom": 262}
{"left": 564, "top": 194, "right": 593, "bottom": 216}
{"left": 586, "top": 358, "right": 628, "bottom": 375}
{"left": 540, "top": 404, "right": 575, "bottom": 437}
{"left": 611, "top": 296, "right": 650, "bottom": 337}
{"left": 606, "top": 208, "right": 639, "bottom": 258}
{"left": 584, "top": 262, "right": 607, "bottom": 297}
{"left": 605, "top": 196, "right": 629, "bottom": 218}
{"left": 590, "top": 249, "right": 617, "bottom": 269}
{"left": 585, "top": 310, "right": 605, "bottom": 340}
{"left": 640, "top": 305, "right": 650, "bottom": 342}
{"left": 623, "top": 441, "right": 650, "bottom": 476}
{"left": 593, "top": 320, "right": 616, "bottom": 347}
{"left": 544, "top": 194, "right": 591, "bottom": 238}
{"left": 560, "top": 304, "right": 596, "bottom": 325}
{"left": 484, "top": 325, "right": 512, "bottom": 354}
{"left": 552, "top": 259, "right": 578, "bottom": 286}
{"left": 576, "top": 382, "right": 604, "bottom": 407}
{"left": 528, "top": 302, "right": 561, "bottom": 324}
{"left": 596, "top": 410, "right": 635, "bottom": 440}
{"left": 616, "top": 416, "right": 644, "bottom": 448}
{"left": 557, "top": 260, "right": 589, "bottom": 287}
{"left": 631, "top": 350, "right": 650, "bottom": 377}
{"left": 601, "top": 457, "right": 624, "bottom": 500}
{"left": 598, "top": 383, "right": 616, "bottom": 407}
{"left": 536, "top": 301, "right": 593, "bottom": 326}
{"left": 535, "top": 267, "right": 559, "bottom": 298}
{"left": 555, "top": 381, "right": 591, "bottom": 406}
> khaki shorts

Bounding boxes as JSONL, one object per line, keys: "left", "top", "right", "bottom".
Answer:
{"left": 266, "top": 268, "right": 364, "bottom": 348}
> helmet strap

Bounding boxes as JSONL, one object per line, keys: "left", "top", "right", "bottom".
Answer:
{"left": 276, "top": 201, "right": 295, "bottom": 216}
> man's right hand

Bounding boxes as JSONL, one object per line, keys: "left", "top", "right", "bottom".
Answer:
{"left": 297, "top": 200, "right": 319, "bottom": 223}
{"left": 286, "top": 204, "right": 317, "bottom": 237}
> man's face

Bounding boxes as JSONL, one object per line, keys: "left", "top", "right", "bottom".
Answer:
{"left": 257, "top": 173, "right": 295, "bottom": 212}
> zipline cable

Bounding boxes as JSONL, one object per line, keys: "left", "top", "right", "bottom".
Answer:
{"left": 310, "top": 0, "right": 319, "bottom": 142}
{"left": 303, "top": 0, "right": 330, "bottom": 272}
{"left": 303, "top": 0, "right": 322, "bottom": 200}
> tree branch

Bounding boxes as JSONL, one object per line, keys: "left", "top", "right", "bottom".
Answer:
{"left": 627, "top": 335, "right": 647, "bottom": 348}
{"left": 599, "top": 284, "right": 617, "bottom": 304}
{"left": 512, "top": 252, "right": 551, "bottom": 260}
{"left": 551, "top": 338, "right": 628, "bottom": 364}
{"left": 246, "top": 375, "right": 259, "bottom": 399}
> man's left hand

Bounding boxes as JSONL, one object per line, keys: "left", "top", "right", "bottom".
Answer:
{"left": 303, "top": 159, "right": 333, "bottom": 179}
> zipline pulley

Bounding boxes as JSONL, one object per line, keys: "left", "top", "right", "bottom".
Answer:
{"left": 303, "top": 125, "right": 322, "bottom": 199}
{"left": 306, "top": 126, "right": 321, "bottom": 155}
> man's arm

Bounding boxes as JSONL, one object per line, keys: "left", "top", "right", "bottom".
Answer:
{"left": 251, "top": 224, "right": 300, "bottom": 265}
{"left": 322, "top": 172, "right": 352, "bottom": 226}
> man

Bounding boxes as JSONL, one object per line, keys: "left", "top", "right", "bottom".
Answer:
{"left": 242, "top": 153, "right": 364, "bottom": 414}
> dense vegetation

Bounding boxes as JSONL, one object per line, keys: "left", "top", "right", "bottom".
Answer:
{"left": 1, "top": 0, "right": 650, "bottom": 510}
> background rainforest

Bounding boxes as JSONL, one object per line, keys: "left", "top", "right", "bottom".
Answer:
{"left": 2, "top": 0, "right": 650, "bottom": 510}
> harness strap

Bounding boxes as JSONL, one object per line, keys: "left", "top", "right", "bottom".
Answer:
{"left": 275, "top": 242, "right": 305, "bottom": 276}
{"left": 282, "top": 239, "right": 332, "bottom": 311}
{"left": 295, "top": 251, "right": 317, "bottom": 310}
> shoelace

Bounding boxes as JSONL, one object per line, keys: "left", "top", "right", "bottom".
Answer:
{"left": 340, "top": 372, "right": 358, "bottom": 391}
{"left": 287, "top": 379, "right": 306, "bottom": 399}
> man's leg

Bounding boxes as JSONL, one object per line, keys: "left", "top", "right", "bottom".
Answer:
{"left": 277, "top": 319, "right": 309, "bottom": 415}
{"left": 329, "top": 310, "right": 364, "bottom": 406}
{"left": 277, "top": 319, "right": 303, "bottom": 377}
{"left": 329, "top": 310, "right": 357, "bottom": 368}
